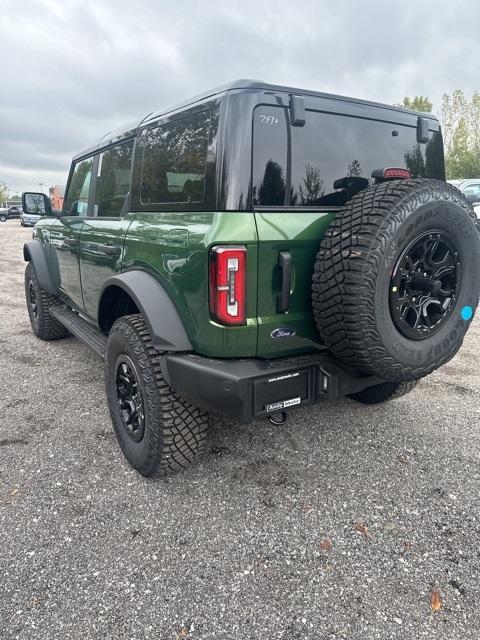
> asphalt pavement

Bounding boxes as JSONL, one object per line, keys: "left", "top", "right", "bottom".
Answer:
{"left": 1, "top": 219, "right": 480, "bottom": 639}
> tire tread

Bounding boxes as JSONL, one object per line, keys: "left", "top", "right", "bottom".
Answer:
{"left": 311, "top": 179, "right": 478, "bottom": 381}
{"left": 106, "top": 315, "right": 209, "bottom": 477}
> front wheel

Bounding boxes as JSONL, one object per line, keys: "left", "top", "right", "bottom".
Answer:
{"left": 25, "top": 263, "right": 70, "bottom": 340}
{"left": 105, "top": 315, "right": 209, "bottom": 477}
{"left": 0, "top": 214, "right": 7, "bottom": 222}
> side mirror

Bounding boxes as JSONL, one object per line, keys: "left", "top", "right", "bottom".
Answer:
{"left": 22, "top": 192, "right": 52, "bottom": 216}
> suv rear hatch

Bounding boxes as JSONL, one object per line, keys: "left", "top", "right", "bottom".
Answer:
{"left": 252, "top": 100, "right": 444, "bottom": 357}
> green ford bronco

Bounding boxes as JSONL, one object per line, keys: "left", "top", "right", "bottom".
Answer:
{"left": 22, "top": 80, "right": 480, "bottom": 476}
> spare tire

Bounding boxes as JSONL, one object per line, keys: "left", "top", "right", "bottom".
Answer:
{"left": 312, "top": 179, "right": 480, "bottom": 381}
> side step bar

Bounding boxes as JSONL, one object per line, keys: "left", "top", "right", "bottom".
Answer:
{"left": 51, "top": 306, "right": 107, "bottom": 358}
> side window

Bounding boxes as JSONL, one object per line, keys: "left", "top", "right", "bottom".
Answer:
{"left": 140, "top": 110, "right": 210, "bottom": 205}
{"left": 63, "top": 158, "right": 93, "bottom": 217}
{"left": 94, "top": 140, "right": 134, "bottom": 217}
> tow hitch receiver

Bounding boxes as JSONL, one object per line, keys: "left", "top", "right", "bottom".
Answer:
{"left": 268, "top": 411, "right": 288, "bottom": 425}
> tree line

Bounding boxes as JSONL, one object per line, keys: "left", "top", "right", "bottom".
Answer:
{"left": 400, "top": 92, "right": 480, "bottom": 179}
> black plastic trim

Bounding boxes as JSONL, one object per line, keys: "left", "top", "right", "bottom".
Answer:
{"left": 99, "top": 271, "right": 193, "bottom": 352}
{"left": 51, "top": 305, "right": 107, "bottom": 357}
{"left": 289, "top": 94, "right": 306, "bottom": 126}
{"left": 23, "top": 240, "right": 58, "bottom": 295}
{"left": 163, "top": 351, "right": 383, "bottom": 422}
{"left": 277, "top": 250, "right": 292, "bottom": 313}
{"left": 417, "top": 116, "right": 430, "bottom": 144}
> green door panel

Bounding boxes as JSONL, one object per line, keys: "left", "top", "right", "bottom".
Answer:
{"left": 254, "top": 210, "right": 336, "bottom": 357}
{"left": 79, "top": 215, "right": 135, "bottom": 320}
{"left": 47, "top": 217, "right": 86, "bottom": 310}
{"left": 123, "top": 211, "right": 259, "bottom": 357}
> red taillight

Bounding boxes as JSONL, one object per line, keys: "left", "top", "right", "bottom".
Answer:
{"left": 209, "top": 246, "right": 247, "bottom": 325}
{"left": 384, "top": 167, "right": 411, "bottom": 179}
{"left": 372, "top": 167, "right": 412, "bottom": 180}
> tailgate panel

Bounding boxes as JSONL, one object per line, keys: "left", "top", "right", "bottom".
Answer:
{"left": 255, "top": 210, "right": 335, "bottom": 357}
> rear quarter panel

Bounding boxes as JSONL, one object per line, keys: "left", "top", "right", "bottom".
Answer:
{"left": 123, "top": 211, "right": 259, "bottom": 357}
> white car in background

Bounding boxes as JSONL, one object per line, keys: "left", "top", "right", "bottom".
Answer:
{"left": 454, "top": 179, "right": 480, "bottom": 219}
{"left": 20, "top": 210, "right": 42, "bottom": 227}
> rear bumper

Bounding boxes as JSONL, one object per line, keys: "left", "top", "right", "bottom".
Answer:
{"left": 162, "top": 351, "right": 383, "bottom": 422}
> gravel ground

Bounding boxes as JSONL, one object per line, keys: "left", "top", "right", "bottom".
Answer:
{"left": 1, "top": 218, "right": 480, "bottom": 639}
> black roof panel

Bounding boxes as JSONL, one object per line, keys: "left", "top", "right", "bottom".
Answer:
{"left": 73, "top": 79, "right": 439, "bottom": 160}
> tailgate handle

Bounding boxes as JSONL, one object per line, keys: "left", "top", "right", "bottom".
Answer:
{"left": 277, "top": 250, "right": 292, "bottom": 313}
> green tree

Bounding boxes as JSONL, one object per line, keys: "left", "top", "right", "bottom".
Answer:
{"left": 347, "top": 159, "right": 363, "bottom": 177}
{"left": 258, "top": 159, "right": 285, "bottom": 205}
{"left": 0, "top": 181, "right": 8, "bottom": 205}
{"left": 404, "top": 144, "right": 426, "bottom": 177}
{"left": 298, "top": 163, "right": 324, "bottom": 204}
{"left": 440, "top": 90, "right": 480, "bottom": 178}
{"left": 399, "top": 96, "right": 433, "bottom": 113}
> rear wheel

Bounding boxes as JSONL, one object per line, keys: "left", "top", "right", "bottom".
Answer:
{"left": 25, "top": 262, "right": 70, "bottom": 340}
{"left": 312, "top": 180, "right": 480, "bottom": 381}
{"left": 105, "top": 315, "right": 209, "bottom": 477}
{"left": 349, "top": 380, "right": 417, "bottom": 404}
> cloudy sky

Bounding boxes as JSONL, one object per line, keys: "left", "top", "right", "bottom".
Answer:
{"left": 1, "top": 0, "right": 479, "bottom": 195}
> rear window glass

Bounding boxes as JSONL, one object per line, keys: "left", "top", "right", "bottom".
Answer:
{"left": 252, "top": 105, "right": 444, "bottom": 207}
{"left": 141, "top": 111, "right": 210, "bottom": 205}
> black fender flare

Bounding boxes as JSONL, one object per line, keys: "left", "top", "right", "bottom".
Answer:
{"left": 23, "top": 240, "right": 58, "bottom": 295}
{"left": 100, "top": 271, "right": 193, "bottom": 352}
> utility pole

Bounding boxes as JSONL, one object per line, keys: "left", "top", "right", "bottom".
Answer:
{"left": 38, "top": 183, "right": 44, "bottom": 193}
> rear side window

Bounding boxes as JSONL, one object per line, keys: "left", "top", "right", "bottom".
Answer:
{"left": 140, "top": 111, "right": 210, "bottom": 205}
{"left": 64, "top": 158, "right": 94, "bottom": 216}
{"left": 252, "top": 105, "right": 444, "bottom": 207}
{"left": 94, "top": 140, "right": 134, "bottom": 217}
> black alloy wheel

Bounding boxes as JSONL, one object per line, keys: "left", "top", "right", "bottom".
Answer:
{"left": 115, "top": 355, "right": 145, "bottom": 443}
{"left": 105, "top": 315, "right": 209, "bottom": 476}
{"left": 389, "top": 231, "right": 460, "bottom": 340}
{"left": 28, "top": 281, "right": 39, "bottom": 323}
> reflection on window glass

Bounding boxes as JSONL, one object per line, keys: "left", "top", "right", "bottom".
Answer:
{"left": 141, "top": 111, "right": 210, "bottom": 205}
{"left": 252, "top": 107, "right": 288, "bottom": 206}
{"left": 252, "top": 106, "right": 444, "bottom": 207}
{"left": 95, "top": 140, "right": 134, "bottom": 217}
{"left": 64, "top": 158, "right": 93, "bottom": 217}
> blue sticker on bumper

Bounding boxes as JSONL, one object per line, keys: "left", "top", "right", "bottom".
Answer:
{"left": 461, "top": 306, "right": 473, "bottom": 321}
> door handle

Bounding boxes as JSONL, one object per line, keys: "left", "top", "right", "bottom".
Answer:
{"left": 64, "top": 237, "right": 79, "bottom": 247}
{"left": 97, "top": 243, "right": 121, "bottom": 256}
{"left": 277, "top": 250, "right": 292, "bottom": 313}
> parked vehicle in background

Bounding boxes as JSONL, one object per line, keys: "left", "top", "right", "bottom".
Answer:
{"left": 0, "top": 205, "right": 22, "bottom": 222}
{"left": 20, "top": 80, "right": 480, "bottom": 478}
{"left": 20, "top": 210, "right": 42, "bottom": 226}
{"left": 456, "top": 179, "right": 480, "bottom": 218}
